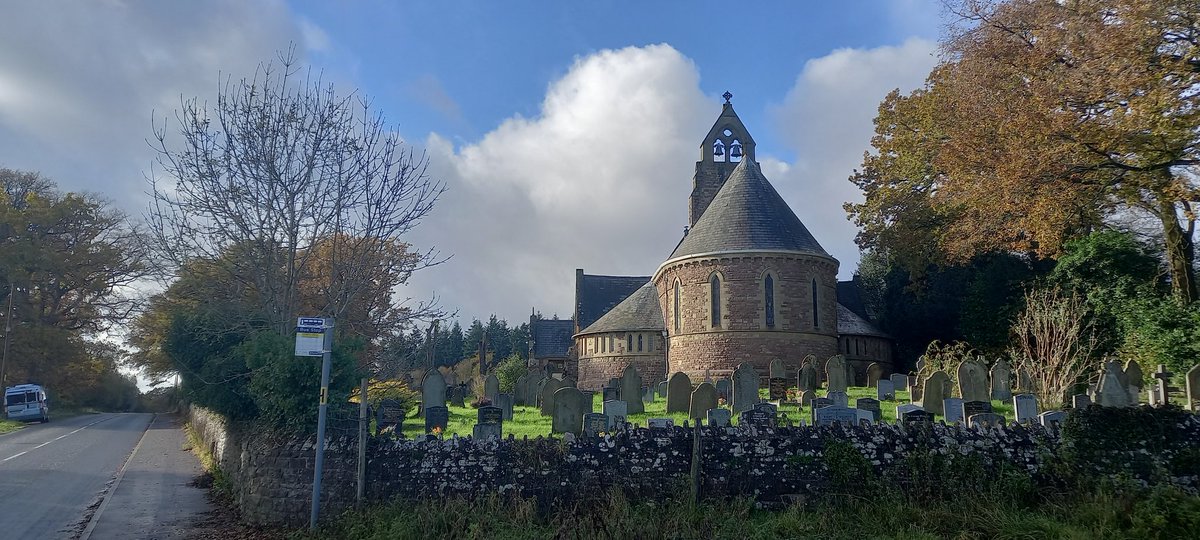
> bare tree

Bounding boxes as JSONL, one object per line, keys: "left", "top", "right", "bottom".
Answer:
{"left": 147, "top": 49, "right": 445, "bottom": 341}
{"left": 1008, "top": 287, "right": 1098, "bottom": 407}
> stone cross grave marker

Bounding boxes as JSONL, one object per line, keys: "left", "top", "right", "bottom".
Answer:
{"left": 768, "top": 377, "right": 788, "bottom": 401}
{"left": 552, "top": 387, "right": 588, "bottom": 435}
{"left": 1096, "top": 362, "right": 1131, "bottom": 407}
{"left": 990, "top": 360, "right": 1013, "bottom": 401}
{"left": 943, "top": 398, "right": 964, "bottom": 424}
{"left": 424, "top": 405, "right": 449, "bottom": 434}
{"left": 866, "top": 362, "right": 884, "bottom": 388}
{"left": 825, "top": 355, "right": 848, "bottom": 393}
{"left": 715, "top": 378, "right": 732, "bottom": 401}
{"left": 666, "top": 372, "right": 692, "bottom": 414}
{"left": 968, "top": 412, "right": 1006, "bottom": 429}
{"left": 1125, "top": 360, "right": 1144, "bottom": 403}
{"left": 484, "top": 373, "right": 499, "bottom": 401}
{"left": 921, "top": 370, "right": 951, "bottom": 416}
{"left": 375, "top": 398, "right": 405, "bottom": 435}
{"left": 1071, "top": 393, "right": 1091, "bottom": 410}
{"left": 958, "top": 359, "right": 990, "bottom": 403}
{"left": 1187, "top": 364, "right": 1200, "bottom": 412}
{"left": 583, "top": 413, "right": 608, "bottom": 436}
{"left": 450, "top": 385, "right": 466, "bottom": 407}
{"left": 1012, "top": 391, "right": 1041, "bottom": 422}
{"left": 732, "top": 362, "right": 759, "bottom": 413}
{"left": 707, "top": 408, "right": 732, "bottom": 427}
{"left": 1039, "top": 410, "right": 1067, "bottom": 430}
{"left": 603, "top": 386, "right": 619, "bottom": 402}
{"left": 620, "top": 365, "right": 645, "bottom": 414}
{"left": 827, "top": 390, "right": 849, "bottom": 408}
{"left": 962, "top": 400, "right": 992, "bottom": 422}
{"left": 856, "top": 397, "right": 882, "bottom": 422}
{"left": 539, "top": 377, "right": 568, "bottom": 416}
{"left": 798, "top": 362, "right": 818, "bottom": 393}
{"left": 1152, "top": 365, "right": 1175, "bottom": 407}
{"left": 689, "top": 382, "right": 718, "bottom": 420}
{"left": 811, "top": 396, "right": 833, "bottom": 410}
{"left": 647, "top": 418, "right": 674, "bottom": 430}
{"left": 889, "top": 373, "right": 909, "bottom": 392}
{"left": 495, "top": 393, "right": 514, "bottom": 421}
{"left": 603, "top": 399, "right": 628, "bottom": 430}
{"left": 421, "top": 371, "right": 447, "bottom": 416}
{"left": 814, "top": 406, "right": 859, "bottom": 427}
{"left": 769, "top": 358, "right": 785, "bottom": 378}
{"left": 877, "top": 379, "right": 896, "bottom": 401}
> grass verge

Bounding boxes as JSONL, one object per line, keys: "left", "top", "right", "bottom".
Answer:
{"left": 0, "top": 418, "right": 23, "bottom": 434}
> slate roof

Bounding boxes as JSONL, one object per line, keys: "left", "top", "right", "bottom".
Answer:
{"left": 576, "top": 282, "right": 664, "bottom": 336}
{"left": 575, "top": 272, "right": 651, "bottom": 333}
{"left": 669, "top": 159, "right": 830, "bottom": 260}
{"left": 837, "top": 279, "right": 870, "bottom": 321}
{"left": 531, "top": 318, "right": 575, "bottom": 359}
{"left": 836, "top": 303, "right": 891, "bottom": 338}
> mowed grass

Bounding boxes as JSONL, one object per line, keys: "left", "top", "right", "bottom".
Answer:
{"left": 397, "top": 385, "right": 1025, "bottom": 438}
{"left": 0, "top": 417, "right": 23, "bottom": 434}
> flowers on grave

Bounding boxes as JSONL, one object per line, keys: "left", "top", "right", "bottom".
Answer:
{"left": 718, "top": 397, "right": 728, "bottom": 407}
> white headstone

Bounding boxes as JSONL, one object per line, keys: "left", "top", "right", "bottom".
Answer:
{"left": 1013, "top": 393, "right": 1038, "bottom": 423}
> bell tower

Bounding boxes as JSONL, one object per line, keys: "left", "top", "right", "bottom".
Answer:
{"left": 689, "top": 91, "right": 756, "bottom": 227}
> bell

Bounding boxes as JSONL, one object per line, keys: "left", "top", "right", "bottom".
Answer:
{"left": 730, "top": 143, "right": 742, "bottom": 158}
{"left": 713, "top": 143, "right": 724, "bottom": 156}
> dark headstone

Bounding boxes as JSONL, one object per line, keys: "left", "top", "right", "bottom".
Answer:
{"left": 811, "top": 397, "right": 833, "bottom": 410}
{"left": 856, "top": 397, "right": 882, "bottom": 422}
{"left": 768, "top": 377, "right": 788, "bottom": 401}
{"left": 707, "top": 408, "right": 732, "bottom": 427}
{"left": 962, "top": 400, "right": 993, "bottom": 421}
{"left": 376, "top": 399, "right": 406, "bottom": 433}
{"left": 495, "top": 393, "right": 514, "bottom": 421}
{"left": 739, "top": 408, "right": 774, "bottom": 428}
{"left": 424, "top": 405, "right": 449, "bottom": 434}
{"left": 583, "top": 413, "right": 608, "bottom": 436}
{"left": 814, "top": 406, "right": 859, "bottom": 427}
{"left": 603, "top": 387, "right": 620, "bottom": 402}
{"left": 472, "top": 423, "right": 501, "bottom": 440}
{"left": 647, "top": 418, "right": 674, "bottom": 430}
{"left": 899, "top": 409, "right": 933, "bottom": 424}
{"left": 477, "top": 405, "right": 503, "bottom": 425}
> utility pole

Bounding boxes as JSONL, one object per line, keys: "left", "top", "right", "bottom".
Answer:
{"left": 1, "top": 280, "right": 14, "bottom": 389}
{"left": 308, "top": 317, "right": 334, "bottom": 530}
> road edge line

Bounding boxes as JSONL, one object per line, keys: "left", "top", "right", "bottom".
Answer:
{"left": 78, "top": 413, "right": 156, "bottom": 540}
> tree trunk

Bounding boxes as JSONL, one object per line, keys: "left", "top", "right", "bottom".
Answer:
{"left": 1156, "top": 190, "right": 1197, "bottom": 304}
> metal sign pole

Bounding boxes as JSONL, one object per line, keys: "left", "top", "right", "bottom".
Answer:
{"left": 309, "top": 317, "right": 334, "bottom": 530}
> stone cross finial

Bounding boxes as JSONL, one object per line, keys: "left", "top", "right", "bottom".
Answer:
{"left": 722, "top": 91, "right": 733, "bottom": 103}
{"left": 1153, "top": 364, "right": 1174, "bottom": 406}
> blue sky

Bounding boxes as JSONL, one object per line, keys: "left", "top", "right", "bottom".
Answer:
{"left": 0, "top": 0, "right": 945, "bottom": 326}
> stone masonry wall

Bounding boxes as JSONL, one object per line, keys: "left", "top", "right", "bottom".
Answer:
{"left": 576, "top": 331, "right": 666, "bottom": 390}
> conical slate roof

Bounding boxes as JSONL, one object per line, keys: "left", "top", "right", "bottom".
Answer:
{"left": 575, "top": 282, "right": 663, "bottom": 336}
{"left": 669, "top": 159, "right": 830, "bottom": 260}
{"left": 836, "top": 304, "right": 891, "bottom": 339}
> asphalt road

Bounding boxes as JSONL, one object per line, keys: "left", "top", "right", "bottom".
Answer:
{"left": 0, "top": 413, "right": 153, "bottom": 539}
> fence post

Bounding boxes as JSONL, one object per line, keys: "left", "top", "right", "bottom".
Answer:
{"left": 690, "top": 419, "right": 702, "bottom": 505}
{"left": 357, "top": 377, "right": 368, "bottom": 504}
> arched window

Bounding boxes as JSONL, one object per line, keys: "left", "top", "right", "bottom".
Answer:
{"left": 638, "top": 334, "right": 644, "bottom": 352}
{"left": 710, "top": 274, "right": 722, "bottom": 328}
{"left": 811, "top": 278, "right": 819, "bottom": 328}
{"left": 673, "top": 280, "right": 681, "bottom": 333}
{"left": 627, "top": 334, "right": 633, "bottom": 352}
{"left": 764, "top": 274, "right": 775, "bottom": 329}
{"left": 608, "top": 336, "right": 613, "bottom": 353}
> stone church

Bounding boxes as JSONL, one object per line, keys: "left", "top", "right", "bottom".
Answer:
{"left": 530, "top": 93, "right": 893, "bottom": 390}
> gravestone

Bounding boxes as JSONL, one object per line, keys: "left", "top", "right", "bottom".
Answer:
{"left": 740, "top": 408, "right": 775, "bottom": 429}
{"left": 856, "top": 409, "right": 876, "bottom": 426}
{"left": 477, "top": 405, "right": 503, "bottom": 426}
{"left": 968, "top": 413, "right": 1006, "bottom": 429}
{"left": 958, "top": 359, "right": 989, "bottom": 403}
{"left": 689, "top": 382, "right": 718, "bottom": 420}
{"left": 877, "top": 379, "right": 896, "bottom": 401}
{"left": 943, "top": 398, "right": 964, "bottom": 424}
{"left": 707, "top": 408, "right": 732, "bottom": 427}
{"left": 583, "top": 413, "right": 608, "bottom": 436}
{"left": 856, "top": 397, "right": 882, "bottom": 422}
{"left": 825, "top": 355, "right": 848, "bottom": 393}
{"left": 603, "top": 386, "right": 619, "bottom": 402}
{"left": 655, "top": 381, "right": 667, "bottom": 397}
{"left": 920, "top": 370, "right": 951, "bottom": 416}
{"left": 754, "top": 402, "right": 778, "bottom": 415}
{"left": 847, "top": 362, "right": 857, "bottom": 388}
{"left": 526, "top": 374, "right": 546, "bottom": 407}
{"left": 1017, "top": 367, "right": 1033, "bottom": 394}
{"left": 732, "top": 362, "right": 760, "bottom": 414}
{"left": 642, "top": 386, "right": 654, "bottom": 403}
{"left": 889, "top": 373, "right": 909, "bottom": 392}
{"left": 421, "top": 371, "right": 447, "bottom": 415}
{"left": 896, "top": 403, "right": 922, "bottom": 417}
{"left": 1012, "top": 391, "right": 1041, "bottom": 422}
{"left": 484, "top": 373, "right": 500, "bottom": 401}
{"left": 1147, "top": 385, "right": 1163, "bottom": 406}
{"left": 620, "top": 365, "right": 645, "bottom": 414}
{"left": 514, "top": 374, "right": 529, "bottom": 406}
{"left": 424, "top": 405, "right": 449, "bottom": 434}
{"left": 552, "top": 387, "right": 588, "bottom": 435}
{"left": 1096, "top": 363, "right": 1131, "bottom": 407}
{"left": 798, "top": 390, "right": 814, "bottom": 406}
{"left": 866, "top": 363, "right": 884, "bottom": 388}
{"left": 666, "top": 372, "right": 692, "bottom": 414}
{"left": 1187, "top": 364, "right": 1200, "bottom": 412}
{"left": 472, "top": 423, "right": 501, "bottom": 440}
{"left": 827, "top": 390, "right": 849, "bottom": 408}
{"left": 899, "top": 407, "right": 933, "bottom": 424}
{"left": 961, "top": 400, "right": 992, "bottom": 422}
{"left": 609, "top": 377, "right": 621, "bottom": 390}
{"left": 811, "top": 397, "right": 833, "bottom": 410}
{"left": 768, "top": 377, "right": 788, "bottom": 401}
{"left": 539, "top": 377, "right": 569, "bottom": 416}
{"left": 990, "top": 360, "right": 1013, "bottom": 401}
{"left": 910, "top": 376, "right": 923, "bottom": 403}
{"left": 1071, "top": 394, "right": 1091, "bottom": 410}
{"left": 715, "top": 378, "right": 732, "bottom": 401}
{"left": 449, "top": 385, "right": 466, "bottom": 407}
{"left": 1039, "top": 410, "right": 1068, "bottom": 430}
{"left": 915, "top": 358, "right": 926, "bottom": 374}
{"left": 495, "top": 393, "right": 514, "bottom": 421}
{"left": 1124, "top": 360, "right": 1144, "bottom": 403}
{"left": 814, "top": 406, "right": 859, "bottom": 427}
{"left": 769, "top": 358, "right": 785, "bottom": 378}
{"left": 1151, "top": 365, "right": 1175, "bottom": 408}
{"left": 797, "top": 362, "right": 818, "bottom": 393}
{"left": 647, "top": 418, "right": 674, "bottom": 429}
{"left": 375, "top": 399, "right": 405, "bottom": 435}
{"left": 603, "top": 400, "right": 628, "bottom": 430}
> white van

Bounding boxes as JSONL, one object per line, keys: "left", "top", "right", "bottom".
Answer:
{"left": 4, "top": 384, "right": 49, "bottom": 423}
